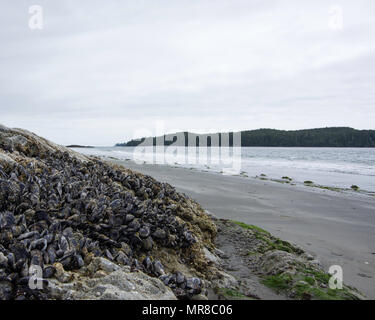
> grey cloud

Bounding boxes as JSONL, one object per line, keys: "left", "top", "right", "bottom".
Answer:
{"left": 0, "top": 0, "right": 374, "bottom": 145}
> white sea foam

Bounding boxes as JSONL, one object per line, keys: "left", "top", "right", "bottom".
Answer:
{"left": 74, "top": 147, "right": 375, "bottom": 192}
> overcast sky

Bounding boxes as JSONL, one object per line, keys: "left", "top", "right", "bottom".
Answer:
{"left": 0, "top": 0, "right": 374, "bottom": 145}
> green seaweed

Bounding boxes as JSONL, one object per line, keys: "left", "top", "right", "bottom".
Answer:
{"left": 304, "top": 268, "right": 330, "bottom": 283}
{"left": 262, "top": 274, "right": 293, "bottom": 292}
{"left": 263, "top": 273, "right": 360, "bottom": 300}
{"left": 282, "top": 176, "right": 292, "bottom": 181}
{"left": 271, "top": 179, "right": 290, "bottom": 184}
{"left": 304, "top": 180, "right": 314, "bottom": 184}
{"left": 232, "top": 221, "right": 270, "bottom": 235}
{"left": 315, "top": 185, "right": 342, "bottom": 192}
{"left": 231, "top": 219, "right": 362, "bottom": 300}
{"left": 232, "top": 220, "right": 303, "bottom": 254}
{"left": 257, "top": 235, "right": 299, "bottom": 253}
{"left": 303, "top": 276, "right": 315, "bottom": 286}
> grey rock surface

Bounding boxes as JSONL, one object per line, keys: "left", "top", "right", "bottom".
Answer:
{"left": 48, "top": 257, "right": 176, "bottom": 300}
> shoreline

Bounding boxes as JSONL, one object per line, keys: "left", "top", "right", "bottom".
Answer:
{"left": 107, "top": 157, "right": 375, "bottom": 299}
{"left": 0, "top": 124, "right": 370, "bottom": 300}
{"left": 72, "top": 146, "right": 375, "bottom": 195}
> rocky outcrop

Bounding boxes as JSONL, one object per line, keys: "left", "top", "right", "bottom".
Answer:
{"left": 212, "top": 218, "right": 364, "bottom": 300}
{"left": 48, "top": 257, "right": 176, "bottom": 300}
{"left": 0, "top": 124, "right": 364, "bottom": 300}
{"left": 0, "top": 124, "right": 88, "bottom": 162}
{"left": 0, "top": 124, "right": 217, "bottom": 300}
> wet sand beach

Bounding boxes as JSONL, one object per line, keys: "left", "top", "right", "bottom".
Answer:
{"left": 112, "top": 159, "right": 375, "bottom": 299}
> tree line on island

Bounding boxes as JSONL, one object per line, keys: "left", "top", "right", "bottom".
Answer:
{"left": 115, "top": 127, "right": 375, "bottom": 148}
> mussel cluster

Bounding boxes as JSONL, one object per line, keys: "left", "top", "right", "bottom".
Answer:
{"left": 0, "top": 140, "right": 205, "bottom": 299}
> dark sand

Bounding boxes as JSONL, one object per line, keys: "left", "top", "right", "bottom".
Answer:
{"left": 112, "top": 160, "right": 375, "bottom": 299}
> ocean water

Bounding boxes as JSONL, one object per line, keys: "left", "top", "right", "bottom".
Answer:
{"left": 73, "top": 147, "right": 375, "bottom": 193}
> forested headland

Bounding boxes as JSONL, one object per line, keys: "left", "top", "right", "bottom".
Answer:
{"left": 116, "top": 127, "right": 375, "bottom": 147}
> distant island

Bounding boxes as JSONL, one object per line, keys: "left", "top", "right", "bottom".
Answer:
{"left": 116, "top": 127, "right": 375, "bottom": 148}
{"left": 66, "top": 145, "right": 95, "bottom": 148}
